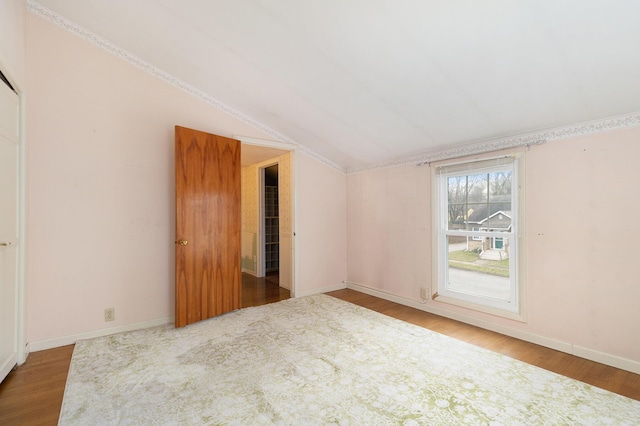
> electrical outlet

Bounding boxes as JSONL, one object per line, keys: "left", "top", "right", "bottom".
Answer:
{"left": 104, "top": 308, "right": 115, "bottom": 322}
{"left": 420, "top": 287, "right": 429, "bottom": 299}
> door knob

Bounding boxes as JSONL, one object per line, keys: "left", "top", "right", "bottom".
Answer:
{"left": 175, "top": 239, "right": 188, "bottom": 246}
{"left": 0, "top": 241, "right": 12, "bottom": 247}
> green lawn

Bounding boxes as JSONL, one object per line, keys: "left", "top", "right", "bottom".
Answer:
{"left": 448, "top": 250, "right": 481, "bottom": 262}
{"left": 448, "top": 250, "right": 510, "bottom": 277}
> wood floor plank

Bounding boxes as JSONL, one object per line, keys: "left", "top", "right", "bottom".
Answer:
{"left": 1, "top": 287, "right": 638, "bottom": 425}
{"left": 0, "top": 345, "right": 74, "bottom": 425}
{"left": 241, "top": 272, "right": 290, "bottom": 308}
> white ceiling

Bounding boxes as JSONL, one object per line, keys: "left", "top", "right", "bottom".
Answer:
{"left": 32, "top": 0, "right": 640, "bottom": 172}
{"left": 240, "top": 144, "right": 288, "bottom": 167}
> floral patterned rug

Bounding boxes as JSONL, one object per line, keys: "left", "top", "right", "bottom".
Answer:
{"left": 59, "top": 294, "right": 640, "bottom": 425}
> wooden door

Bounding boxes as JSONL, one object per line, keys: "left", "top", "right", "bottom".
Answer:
{"left": 175, "top": 126, "right": 241, "bottom": 328}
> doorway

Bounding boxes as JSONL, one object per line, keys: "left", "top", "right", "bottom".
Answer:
{"left": 263, "top": 164, "right": 279, "bottom": 276}
{"left": 240, "top": 142, "right": 294, "bottom": 303}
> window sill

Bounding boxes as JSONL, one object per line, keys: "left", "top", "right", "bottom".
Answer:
{"left": 432, "top": 293, "right": 527, "bottom": 322}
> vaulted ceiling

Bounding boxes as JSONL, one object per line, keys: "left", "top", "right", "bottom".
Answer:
{"left": 31, "top": 0, "right": 640, "bottom": 172}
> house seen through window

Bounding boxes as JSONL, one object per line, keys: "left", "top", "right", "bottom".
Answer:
{"left": 434, "top": 156, "right": 522, "bottom": 316}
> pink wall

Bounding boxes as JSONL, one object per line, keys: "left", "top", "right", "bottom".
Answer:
{"left": 25, "top": 13, "right": 347, "bottom": 346}
{"left": 525, "top": 130, "right": 640, "bottom": 360}
{"left": 348, "top": 164, "right": 430, "bottom": 296}
{"left": 347, "top": 127, "right": 640, "bottom": 369}
{"left": 297, "top": 152, "right": 347, "bottom": 296}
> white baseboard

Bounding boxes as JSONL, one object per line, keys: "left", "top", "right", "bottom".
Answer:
{"left": 572, "top": 345, "right": 640, "bottom": 375}
{"left": 27, "top": 316, "right": 174, "bottom": 353}
{"left": 1, "top": 354, "right": 18, "bottom": 382}
{"left": 242, "top": 268, "right": 258, "bottom": 276}
{"left": 344, "top": 281, "right": 640, "bottom": 375}
{"left": 25, "top": 283, "right": 345, "bottom": 352}
{"left": 296, "top": 282, "right": 346, "bottom": 298}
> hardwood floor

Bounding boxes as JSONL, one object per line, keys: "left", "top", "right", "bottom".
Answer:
{"left": 326, "top": 289, "right": 640, "bottom": 401}
{"left": 0, "top": 345, "right": 74, "bottom": 425}
{"left": 1, "top": 288, "right": 638, "bottom": 425}
{"left": 241, "top": 271, "right": 290, "bottom": 308}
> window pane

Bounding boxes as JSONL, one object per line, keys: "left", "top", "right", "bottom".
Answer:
{"left": 466, "top": 203, "right": 488, "bottom": 228}
{"left": 446, "top": 235, "right": 511, "bottom": 302}
{"left": 467, "top": 174, "right": 487, "bottom": 203}
{"left": 448, "top": 203, "right": 466, "bottom": 230}
{"left": 489, "top": 171, "right": 511, "bottom": 201}
{"left": 485, "top": 206, "right": 511, "bottom": 233}
{"left": 447, "top": 176, "right": 466, "bottom": 204}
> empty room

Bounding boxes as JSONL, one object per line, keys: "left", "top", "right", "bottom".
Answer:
{"left": 1, "top": 1, "right": 639, "bottom": 424}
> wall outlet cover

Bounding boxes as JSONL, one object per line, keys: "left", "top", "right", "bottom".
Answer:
{"left": 420, "top": 288, "right": 429, "bottom": 299}
{"left": 104, "top": 308, "right": 115, "bottom": 322}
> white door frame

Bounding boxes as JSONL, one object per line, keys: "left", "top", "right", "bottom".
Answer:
{"left": 236, "top": 136, "right": 296, "bottom": 297}
{"left": 0, "top": 65, "right": 26, "bottom": 383}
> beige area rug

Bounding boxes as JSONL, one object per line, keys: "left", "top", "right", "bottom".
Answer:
{"left": 59, "top": 295, "right": 640, "bottom": 425}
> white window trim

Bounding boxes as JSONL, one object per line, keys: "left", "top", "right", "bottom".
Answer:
{"left": 431, "top": 153, "right": 527, "bottom": 322}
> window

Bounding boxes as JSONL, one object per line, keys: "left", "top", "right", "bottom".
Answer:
{"left": 433, "top": 155, "right": 523, "bottom": 317}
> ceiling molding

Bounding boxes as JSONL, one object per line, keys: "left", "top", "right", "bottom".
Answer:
{"left": 295, "top": 145, "right": 348, "bottom": 174}
{"left": 349, "top": 111, "right": 640, "bottom": 174}
{"left": 27, "top": 0, "right": 346, "bottom": 175}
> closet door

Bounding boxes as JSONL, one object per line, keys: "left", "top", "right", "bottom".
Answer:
{"left": 0, "top": 80, "right": 19, "bottom": 383}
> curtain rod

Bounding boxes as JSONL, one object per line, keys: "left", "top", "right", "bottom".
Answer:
{"left": 416, "top": 140, "right": 544, "bottom": 167}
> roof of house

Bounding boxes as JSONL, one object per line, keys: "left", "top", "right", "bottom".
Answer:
{"left": 467, "top": 204, "right": 512, "bottom": 226}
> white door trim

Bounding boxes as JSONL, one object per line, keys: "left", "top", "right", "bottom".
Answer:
{"left": 0, "top": 71, "right": 25, "bottom": 385}
{"left": 236, "top": 136, "right": 296, "bottom": 297}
